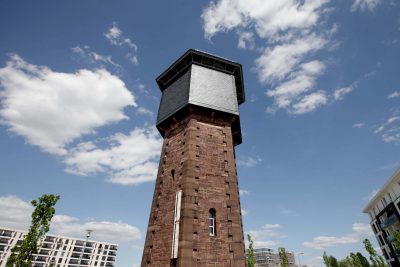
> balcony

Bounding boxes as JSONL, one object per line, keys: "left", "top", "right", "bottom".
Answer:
{"left": 71, "top": 253, "right": 81, "bottom": 258}
{"left": 381, "top": 214, "right": 399, "bottom": 229}
{"left": 75, "top": 241, "right": 85, "bottom": 246}
{"left": 44, "top": 236, "right": 55, "bottom": 243}
{"left": 38, "top": 250, "right": 49, "bottom": 256}
{"left": 69, "top": 259, "right": 79, "bottom": 264}
{"left": 0, "top": 231, "right": 13, "bottom": 237}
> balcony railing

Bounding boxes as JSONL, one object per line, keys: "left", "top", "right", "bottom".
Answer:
{"left": 381, "top": 214, "right": 399, "bottom": 229}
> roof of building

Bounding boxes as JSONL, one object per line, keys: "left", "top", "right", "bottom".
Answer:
{"left": 362, "top": 168, "right": 400, "bottom": 213}
{"left": 0, "top": 226, "right": 118, "bottom": 246}
{"left": 155, "top": 49, "right": 245, "bottom": 105}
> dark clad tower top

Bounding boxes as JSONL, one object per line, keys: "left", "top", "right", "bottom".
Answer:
{"left": 155, "top": 49, "right": 246, "bottom": 145}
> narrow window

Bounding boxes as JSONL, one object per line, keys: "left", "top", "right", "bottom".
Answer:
{"left": 209, "top": 209, "right": 216, "bottom": 236}
{"left": 171, "top": 169, "right": 175, "bottom": 183}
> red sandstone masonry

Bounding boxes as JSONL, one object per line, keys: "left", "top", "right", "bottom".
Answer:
{"left": 141, "top": 116, "right": 245, "bottom": 267}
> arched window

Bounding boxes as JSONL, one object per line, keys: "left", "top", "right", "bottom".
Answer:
{"left": 209, "top": 209, "right": 216, "bottom": 236}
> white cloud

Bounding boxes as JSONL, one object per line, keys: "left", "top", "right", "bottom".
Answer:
{"left": 333, "top": 86, "right": 353, "bottom": 101}
{"left": 264, "top": 224, "right": 281, "bottom": 229}
{"left": 352, "top": 223, "right": 373, "bottom": 235}
{"left": 0, "top": 195, "right": 141, "bottom": 243}
{"left": 303, "top": 235, "right": 360, "bottom": 250}
{"left": 303, "top": 223, "right": 373, "bottom": 249}
{"left": 291, "top": 91, "right": 327, "bottom": 114}
{"left": 105, "top": 23, "right": 138, "bottom": 65}
{"left": 374, "top": 115, "right": 400, "bottom": 144}
{"left": 136, "top": 106, "right": 154, "bottom": 116}
{"left": 306, "top": 256, "right": 324, "bottom": 267}
{"left": 280, "top": 208, "right": 298, "bottom": 216}
{"left": 72, "top": 46, "right": 122, "bottom": 69}
{"left": 0, "top": 195, "right": 32, "bottom": 230}
{"left": 237, "top": 156, "right": 262, "bottom": 167}
{"left": 246, "top": 223, "right": 285, "bottom": 248}
{"left": 238, "top": 31, "right": 255, "bottom": 50}
{"left": 253, "top": 240, "right": 279, "bottom": 248}
{"left": 388, "top": 91, "right": 400, "bottom": 99}
{"left": 0, "top": 55, "right": 161, "bottom": 186}
{"left": 351, "top": 0, "right": 382, "bottom": 12}
{"left": 51, "top": 215, "right": 141, "bottom": 243}
{"left": 266, "top": 61, "right": 326, "bottom": 113}
{"left": 64, "top": 127, "right": 162, "bottom": 186}
{"left": 239, "top": 189, "right": 250, "bottom": 196}
{"left": 202, "top": 0, "right": 333, "bottom": 115}
{"left": 202, "top": 0, "right": 329, "bottom": 40}
{"left": 0, "top": 54, "right": 135, "bottom": 155}
{"left": 241, "top": 209, "right": 248, "bottom": 216}
{"left": 353, "top": 122, "right": 365, "bottom": 128}
{"left": 256, "top": 36, "right": 327, "bottom": 83}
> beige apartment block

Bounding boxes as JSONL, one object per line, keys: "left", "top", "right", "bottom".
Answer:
{"left": 0, "top": 227, "right": 117, "bottom": 267}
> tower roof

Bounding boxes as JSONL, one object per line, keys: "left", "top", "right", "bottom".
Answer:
{"left": 156, "top": 49, "right": 245, "bottom": 105}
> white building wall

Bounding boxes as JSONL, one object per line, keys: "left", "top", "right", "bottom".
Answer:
{"left": 0, "top": 227, "right": 117, "bottom": 267}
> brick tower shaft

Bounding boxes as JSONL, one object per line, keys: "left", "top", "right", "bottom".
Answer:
{"left": 141, "top": 114, "right": 245, "bottom": 266}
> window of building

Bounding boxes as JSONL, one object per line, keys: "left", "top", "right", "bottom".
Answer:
{"left": 372, "top": 224, "right": 378, "bottom": 234}
{"left": 378, "top": 235, "right": 385, "bottom": 246}
{"left": 209, "top": 209, "right": 216, "bottom": 236}
{"left": 383, "top": 248, "right": 389, "bottom": 260}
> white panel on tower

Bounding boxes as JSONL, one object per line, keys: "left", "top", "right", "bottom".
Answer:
{"left": 171, "top": 190, "right": 182, "bottom": 259}
{"left": 189, "top": 64, "right": 239, "bottom": 115}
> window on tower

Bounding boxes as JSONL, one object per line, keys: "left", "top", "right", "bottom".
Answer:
{"left": 209, "top": 209, "right": 216, "bottom": 236}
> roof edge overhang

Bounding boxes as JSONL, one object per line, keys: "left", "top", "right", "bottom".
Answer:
{"left": 362, "top": 168, "right": 400, "bottom": 213}
{"left": 156, "top": 49, "right": 245, "bottom": 105}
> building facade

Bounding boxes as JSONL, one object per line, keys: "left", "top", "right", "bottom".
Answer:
{"left": 254, "top": 248, "right": 297, "bottom": 267}
{"left": 141, "top": 49, "right": 246, "bottom": 266}
{"left": 363, "top": 169, "right": 400, "bottom": 267}
{"left": 0, "top": 227, "right": 117, "bottom": 267}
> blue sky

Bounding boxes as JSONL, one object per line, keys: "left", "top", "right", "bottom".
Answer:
{"left": 0, "top": 0, "right": 399, "bottom": 266}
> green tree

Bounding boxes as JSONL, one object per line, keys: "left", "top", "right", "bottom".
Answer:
{"left": 323, "top": 251, "right": 331, "bottom": 267}
{"left": 363, "top": 239, "right": 387, "bottom": 267}
{"left": 279, "top": 247, "right": 288, "bottom": 267}
{"left": 6, "top": 194, "right": 60, "bottom": 267}
{"left": 392, "top": 231, "right": 400, "bottom": 254}
{"left": 246, "top": 234, "right": 255, "bottom": 267}
{"left": 356, "top": 252, "right": 370, "bottom": 267}
{"left": 338, "top": 257, "right": 353, "bottom": 267}
{"left": 329, "top": 256, "right": 339, "bottom": 267}
{"left": 350, "top": 252, "right": 363, "bottom": 267}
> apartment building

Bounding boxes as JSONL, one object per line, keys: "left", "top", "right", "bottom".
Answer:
{"left": 254, "top": 247, "right": 297, "bottom": 267}
{"left": 0, "top": 227, "right": 117, "bottom": 267}
{"left": 363, "top": 169, "right": 400, "bottom": 267}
